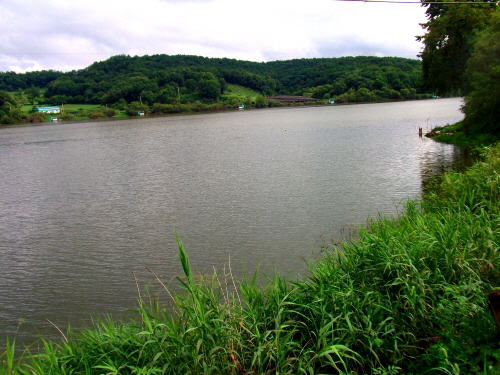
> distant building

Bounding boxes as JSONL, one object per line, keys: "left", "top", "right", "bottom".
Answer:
{"left": 35, "top": 106, "right": 60, "bottom": 113}
{"left": 266, "top": 94, "right": 319, "bottom": 103}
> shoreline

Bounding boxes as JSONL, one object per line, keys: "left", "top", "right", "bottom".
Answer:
{"left": 3, "top": 143, "right": 499, "bottom": 374}
{"left": 3, "top": 97, "right": 444, "bottom": 130}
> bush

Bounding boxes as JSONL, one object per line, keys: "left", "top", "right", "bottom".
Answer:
{"left": 0, "top": 116, "right": 20, "bottom": 124}
{"left": 111, "top": 99, "right": 128, "bottom": 110}
{"left": 60, "top": 113, "right": 74, "bottom": 121}
{"left": 1, "top": 108, "right": 23, "bottom": 124}
{"left": 152, "top": 103, "right": 183, "bottom": 114}
{"left": 87, "top": 110, "right": 106, "bottom": 119}
{"left": 255, "top": 95, "right": 268, "bottom": 108}
{"left": 125, "top": 101, "right": 149, "bottom": 116}
{"left": 103, "top": 108, "right": 116, "bottom": 117}
{"left": 267, "top": 99, "right": 281, "bottom": 107}
{"left": 23, "top": 114, "right": 45, "bottom": 123}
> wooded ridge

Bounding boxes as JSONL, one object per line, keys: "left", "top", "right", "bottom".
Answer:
{"left": 0, "top": 54, "right": 427, "bottom": 105}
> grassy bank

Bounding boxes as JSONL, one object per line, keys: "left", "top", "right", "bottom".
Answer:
{"left": 2, "top": 145, "right": 500, "bottom": 374}
{"left": 427, "top": 121, "right": 500, "bottom": 148}
{"left": 11, "top": 88, "right": 428, "bottom": 126}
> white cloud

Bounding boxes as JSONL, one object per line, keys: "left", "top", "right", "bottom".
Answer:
{"left": 0, "top": 0, "right": 427, "bottom": 72}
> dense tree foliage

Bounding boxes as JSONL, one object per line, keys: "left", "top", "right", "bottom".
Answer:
{"left": 0, "top": 70, "right": 64, "bottom": 92}
{"left": 0, "top": 55, "right": 427, "bottom": 109}
{"left": 418, "top": 0, "right": 500, "bottom": 138}
{"left": 0, "top": 90, "right": 21, "bottom": 124}
{"left": 462, "top": 10, "right": 500, "bottom": 135}
{"left": 417, "top": 0, "right": 497, "bottom": 96}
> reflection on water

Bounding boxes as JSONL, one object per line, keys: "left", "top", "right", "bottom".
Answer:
{"left": 0, "top": 98, "right": 465, "bottom": 347}
{"left": 420, "top": 141, "right": 477, "bottom": 193}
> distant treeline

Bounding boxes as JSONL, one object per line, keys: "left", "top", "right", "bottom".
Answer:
{"left": 0, "top": 54, "right": 429, "bottom": 108}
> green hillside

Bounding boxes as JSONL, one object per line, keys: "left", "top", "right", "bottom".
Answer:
{"left": 1, "top": 54, "right": 426, "bottom": 102}
{"left": 0, "top": 54, "right": 431, "bottom": 124}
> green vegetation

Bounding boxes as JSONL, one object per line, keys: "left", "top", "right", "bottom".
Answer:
{"left": 419, "top": 1, "right": 499, "bottom": 143}
{"left": 427, "top": 121, "right": 500, "bottom": 148}
{"left": 3, "top": 144, "right": 500, "bottom": 374}
{"left": 17, "top": 103, "right": 122, "bottom": 123}
{"left": 417, "top": 0, "right": 497, "bottom": 96}
{"left": 56, "top": 104, "right": 101, "bottom": 112}
{"left": 0, "top": 91, "right": 23, "bottom": 124}
{"left": 461, "top": 10, "right": 500, "bottom": 137}
{"left": 225, "top": 84, "right": 260, "bottom": 97}
{"left": 3, "top": 6, "right": 500, "bottom": 370}
{"left": 0, "top": 55, "right": 431, "bottom": 125}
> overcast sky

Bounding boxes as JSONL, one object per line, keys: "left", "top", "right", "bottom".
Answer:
{"left": 0, "top": 0, "right": 428, "bottom": 73}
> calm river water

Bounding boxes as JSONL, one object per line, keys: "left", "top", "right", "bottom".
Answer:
{"left": 1, "top": 98, "right": 465, "bottom": 346}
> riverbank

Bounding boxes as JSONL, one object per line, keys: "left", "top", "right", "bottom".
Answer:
{"left": 6, "top": 97, "right": 437, "bottom": 129}
{"left": 2, "top": 144, "right": 499, "bottom": 373}
{"left": 426, "top": 120, "right": 500, "bottom": 148}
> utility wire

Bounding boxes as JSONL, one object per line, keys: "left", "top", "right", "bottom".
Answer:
{"left": 332, "top": 0, "right": 498, "bottom": 3}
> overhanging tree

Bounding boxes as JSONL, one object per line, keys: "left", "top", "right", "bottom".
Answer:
{"left": 462, "top": 10, "right": 500, "bottom": 135}
{"left": 417, "top": 0, "right": 497, "bottom": 96}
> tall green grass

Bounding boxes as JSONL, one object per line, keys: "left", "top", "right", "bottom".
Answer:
{"left": 3, "top": 147, "right": 500, "bottom": 374}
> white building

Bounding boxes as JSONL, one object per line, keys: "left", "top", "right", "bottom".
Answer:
{"left": 35, "top": 106, "right": 60, "bottom": 113}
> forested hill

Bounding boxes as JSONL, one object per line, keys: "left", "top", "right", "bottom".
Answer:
{"left": 0, "top": 54, "right": 426, "bottom": 106}
{"left": 83, "top": 54, "right": 422, "bottom": 92}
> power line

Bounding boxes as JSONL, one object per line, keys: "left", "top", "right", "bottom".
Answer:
{"left": 332, "top": 0, "right": 498, "bottom": 4}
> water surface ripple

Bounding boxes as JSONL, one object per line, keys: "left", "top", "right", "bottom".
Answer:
{"left": 0, "top": 99, "right": 465, "bottom": 344}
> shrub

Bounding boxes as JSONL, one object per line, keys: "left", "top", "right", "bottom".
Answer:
{"left": 23, "top": 114, "right": 45, "bottom": 123}
{"left": 60, "top": 113, "right": 74, "bottom": 121}
{"left": 255, "top": 95, "right": 268, "bottom": 108}
{"left": 125, "top": 101, "right": 148, "bottom": 116}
